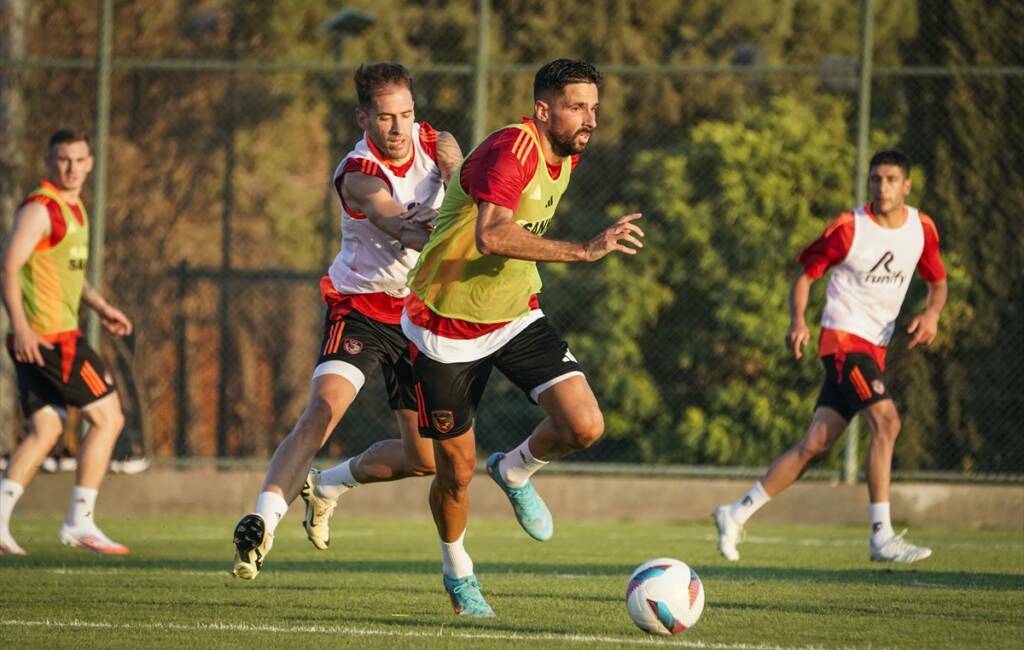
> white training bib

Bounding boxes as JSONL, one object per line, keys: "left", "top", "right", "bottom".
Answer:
{"left": 328, "top": 122, "right": 445, "bottom": 298}
{"left": 821, "top": 206, "right": 925, "bottom": 346}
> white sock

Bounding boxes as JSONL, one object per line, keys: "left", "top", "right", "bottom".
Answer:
{"left": 316, "top": 459, "right": 360, "bottom": 499}
{"left": 0, "top": 479, "right": 25, "bottom": 530}
{"left": 498, "top": 438, "right": 549, "bottom": 488}
{"left": 440, "top": 530, "right": 474, "bottom": 579}
{"left": 729, "top": 481, "right": 771, "bottom": 525}
{"left": 66, "top": 486, "right": 98, "bottom": 529}
{"left": 255, "top": 491, "right": 289, "bottom": 536}
{"left": 870, "top": 502, "right": 895, "bottom": 545}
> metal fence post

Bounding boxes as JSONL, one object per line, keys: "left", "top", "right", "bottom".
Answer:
{"left": 216, "top": 49, "right": 238, "bottom": 462}
{"left": 844, "top": 0, "right": 876, "bottom": 485}
{"left": 472, "top": 0, "right": 491, "bottom": 146}
{"left": 87, "top": 0, "right": 113, "bottom": 348}
{"left": 175, "top": 261, "right": 190, "bottom": 457}
{"left": 0, "top": 0, "right": 27, "bottom": 454}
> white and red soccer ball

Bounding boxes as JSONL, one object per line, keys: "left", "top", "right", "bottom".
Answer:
{"left": 625, "top": 558, "right": 705, "bottom": 635}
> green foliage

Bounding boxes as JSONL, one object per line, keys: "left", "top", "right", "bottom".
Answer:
{"left": 572, "top": 96, "right": 855, "bottom": 464}
{"left": 9, "top": 0, "right": 1020, "bottom": 472}
{"left": 902, "top": 0, "right": 1024, "bottom": 472}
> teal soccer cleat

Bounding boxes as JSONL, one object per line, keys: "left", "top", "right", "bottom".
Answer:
{"left": 485, "top": 452, "right": 553, "bottom": 541}
{"left": 443, "top": 575, "right": 496, "bottom": 617}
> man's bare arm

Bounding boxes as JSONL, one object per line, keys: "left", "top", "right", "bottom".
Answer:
{"left": 80, "top": 279, "right": 133, "bottom": 336}
{"left": 341, "top": 172, "right": 436, "bottom": 251}
{"left": 474, "top": 201, "right": 643, "bottom": 263}
{"left": 435, "top": 131, "right": 463, "bottom": 186}
{"left": 1, "top": 202, "right": 53, "bottom": 364}
{"left": 786, "top": 270, "right": 815, "bottom": 359}
{"left": 907, "top": 279, "right": 947, "bottom": 349}
{"left": 81, "top": 280, "right": 108, "bottom": 312}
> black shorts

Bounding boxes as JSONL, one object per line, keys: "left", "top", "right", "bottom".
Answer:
{"left": 7, "top": 335, "right": 116, "bottom": 418}
{"left": 314, "top": 308, "right": 416, "bottom": 411}
{"left": 815, "top": 353, "right": 892, "bottom": 421}
{"left": 411, "top": 317, "right": 584, "bottom": 440}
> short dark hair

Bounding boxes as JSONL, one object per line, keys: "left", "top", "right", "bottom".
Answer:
{"left": 48, "top": 129, "right": 90, "bottom": 150}
{"left": 869, "top": 149, "right": 911, "bottom": 177}
{"left": 533, "top": 59, "right": 602, "bottom": 101}
{"left": 354, "top": 63, "right": 414, "bottom": 107}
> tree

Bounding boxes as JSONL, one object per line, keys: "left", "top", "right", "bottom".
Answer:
{"left": 904, "top": 0, "right": 1024, "bottom": 472}
{"left": 0, "top": 0, "right": 28, "bottom": 452}
{"left": 570, "top": 96, "right": 856, "bottom": 463}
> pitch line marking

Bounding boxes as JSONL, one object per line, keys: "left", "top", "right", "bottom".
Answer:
{"left": 0, "top": 618, "right": 822, "bottom": 650}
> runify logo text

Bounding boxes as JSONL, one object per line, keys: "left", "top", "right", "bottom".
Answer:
{"left": 865, "top": 251, "right": 906, "bottom": 286}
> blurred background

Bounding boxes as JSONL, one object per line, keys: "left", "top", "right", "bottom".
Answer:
{"left": 0, "top": 0, "right": 1020, "bottom": 482}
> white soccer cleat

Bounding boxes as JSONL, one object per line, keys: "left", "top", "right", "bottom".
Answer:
{"left": 300, "top": 468, "right": 338, "bottom": 551}
{"left": 712, "top": 505, "right": 743, "bottom": 561}
{"left": 870, "top": 529, "right": 932, "bottom": 564}
{"left": 109, "top": 457, "right": 151, "bottom": 475}
{"left": 1, "top": 529, "right": 27, "bottom": 556}
{"left": 232, "top": 513, "right": 274, "bottom": 579}
{"left": 59, "top": 523, "right": 129, "bottom": 556}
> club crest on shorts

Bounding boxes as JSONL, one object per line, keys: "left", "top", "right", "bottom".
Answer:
{"left": 431, "top": 410, "right": 455, "bottom": 434}
{"left": 342, "top": 337, "right": 363, "bottom": 355}
{"left": 872, "top": 379, "right": 886, "bottom": 395}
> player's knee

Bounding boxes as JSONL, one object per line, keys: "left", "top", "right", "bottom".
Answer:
{"left": 568, "top": 408, "right": 605, "bottom": 449}
{"left": 452, "top": 454, "right": 477, "bottom": 487}
{"left": 88, "top": 404, "right": 125, "bottom": 435}
{"left": 874, "top": 413, "right": 901, "bottom": 444}
{"left": 436, "top": 460, "right": 473, "bottom": 494}
{"left": 109, "top": 408, "right": 126, "bottom": 434}
{"left": 27, "top": 420, "right": 63, "bottom": 445}
{"left": 798, "top": 437, "right": 832, "bottom": 461}
{"left": 306, "top": 394, "right": 344, "bottom": 431}
{"left": 288, "top": 397, "right": 339, "bottom": 451}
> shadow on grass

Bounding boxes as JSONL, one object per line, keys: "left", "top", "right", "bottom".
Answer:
{"left": 4, "top": 553, "right": 1022, "bottom": 594}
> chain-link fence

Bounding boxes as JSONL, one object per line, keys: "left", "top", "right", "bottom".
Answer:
{"left": 1, "top": 0, "right": 1021, "bottom": 479}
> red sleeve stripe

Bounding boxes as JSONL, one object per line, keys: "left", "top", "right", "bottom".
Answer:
{"left": 511, "top": 130, "right": 533, "bottom": 166}
{"left": 916, "top": 211, "right": 947, "bottom": 282}
{"left": 336, "top": 157, "right": 393, "bottom": 220}
{"left": 919, "top": 213, "right": 940, "bottom": 241}
{"left": 342, "top": 156, "right": 388, "bottom": 185}
{"left": 418, "top": 122, "right": 438, "bottom": 162}
{"left": 823, "top": 212, "right": 855, "bottom": 238}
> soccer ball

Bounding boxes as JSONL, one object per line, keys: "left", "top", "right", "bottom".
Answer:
{"left": 625, "top": 557, "right": 705, "bottom": 635}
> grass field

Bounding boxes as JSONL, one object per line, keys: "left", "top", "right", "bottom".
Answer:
{"left": 1, "top": 515, "right": 1022, "bottom": 649}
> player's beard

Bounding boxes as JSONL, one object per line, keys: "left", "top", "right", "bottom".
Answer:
{"left": 549, "top": 126, "right": 592, "bottom": 157}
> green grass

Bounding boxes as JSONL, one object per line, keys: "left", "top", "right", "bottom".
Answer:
{"left": 1, "top": 515, "right": 1022, "bottom": 649}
